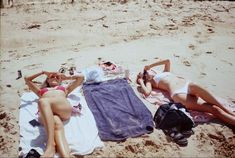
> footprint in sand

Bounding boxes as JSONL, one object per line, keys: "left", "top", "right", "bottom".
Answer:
{"left": 144, "top": 140, "right": 156, "bottom": 146}
{"left": 183, "top": 60, "right": 191, "bottom": 67}
{"left": 144, "top": 139, "right": 161, "bottom": 152}
{"left": 8, "top": 50, "right": 17, "bottom": 53}
{"left": 6, "top": 84, "right": 12, "bottom": 88}
{"left": 0, "top": 112, "right": 7, "bottom": 120}
{"left": 141, "top": 59, "right": 148, "bottom": 62}
{"left": 26, "top": 24, "right": 41, "bottom": 30}
{"left": 165, "top": 24, "right": 178, "bottom": 30}
{"left": 173, "top": 54, "right": 180, "bottom": 58}
{"left": 125, "top": 145, "right": 136, "bottom": 153}
{"left": 206, "top": 51, "right": 213, "bottom": 54}
{"left": 194, "top": 34, "right": 200, "bottom": 38}
{"left": 22, "top": 54, "right": 31, "bottom": 58}
{"left": 0, "top": 60, "right": 10, "bottom": 63}
{"left": 102, "top": 24, "right": 109, "bottom": 28}
{"left": 207, "top": 28, "right": 215, "bottom": 33}
{"left": 208, "top": 132, "right": 225, "bottom": 141}
{"left": 220, "top": 59, "right": 233, "bottom": 66}
{"left": 73, "top": 48, "right": 79, "bottom": 52}
{"left": 200, "top": 72, "right": 207, "bottom": 76}
{"left": 67, "top": 58, "right": 74, "bottom": 61}
{"left": 149, "top": 24, "right": 160, "bottom": 30}
{"left": 188, "top": 44, "right": 195, "bottom": 50}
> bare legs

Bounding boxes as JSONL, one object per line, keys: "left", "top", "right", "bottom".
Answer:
{"left": 38, "top": 98, "right": 55, "bottom": 157}
{"left": 38, "top": 98, "right": 73, "bottom": 157}
{"left": 54, "top": 115, "right": 73, "bottom": 157}
{"left": 172, "top": 83, "right": 235, "bottom": 126}
{"left": 188, "top": 83, "right": 235, "bottom": 116}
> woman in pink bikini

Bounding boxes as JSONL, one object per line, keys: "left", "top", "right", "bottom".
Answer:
{"left": 25, "top": 71, "right": 84, "bottom": 157}
{"left": 137, "top": 59, "right": 235, "bottom": 126}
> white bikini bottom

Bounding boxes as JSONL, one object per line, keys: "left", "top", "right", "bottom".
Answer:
{"left": 171, "top": 81, "right": 191, "bottom": 98}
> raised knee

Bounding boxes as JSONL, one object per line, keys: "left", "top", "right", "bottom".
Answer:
{"left": 54, "top": 115, "right": 64, "bottom": 131}
{"left": 188, "top": 83, "right": 200, "bottom": 94}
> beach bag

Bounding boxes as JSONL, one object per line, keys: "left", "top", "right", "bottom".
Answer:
{"left": 153, "top": 103, "right": 194, "bottom": 131}
{"left": 25, "top": 149, "right": 41, "bottom": 158}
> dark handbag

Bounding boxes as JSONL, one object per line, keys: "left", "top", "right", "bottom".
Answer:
{"left": 153, "top": 103, "right": 194, "bottom": 130}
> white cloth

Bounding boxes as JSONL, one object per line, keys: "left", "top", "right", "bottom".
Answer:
{"left": 81, "top": 66, "right": 104, "bottom": 83}
{"left": 19, "top": 86, "right": 104, "bottom": 157}
{"left": 171, "top": 104, "right": 194, "bottom": 121}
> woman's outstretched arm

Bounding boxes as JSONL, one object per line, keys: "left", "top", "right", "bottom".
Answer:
{"left": 59, "top": 73, "right": 84, "bottom": 95}
{"left": 24, "top": 71, "right": 48, "bottom": 96}
{"left": 145, "top": 59, "right": 170, "bottom": 72}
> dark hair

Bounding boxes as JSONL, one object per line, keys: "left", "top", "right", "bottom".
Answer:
{"left": 103, "top": 61, "right": 113, "bottom": 66}
{"left": 41, "top": 77, "right": 50, "bottom": 88}
{"left": 143, "top": 70, "right": 148, "bottom": 84}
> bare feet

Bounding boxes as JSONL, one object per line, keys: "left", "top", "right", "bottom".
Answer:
{"left": 41, "top": 146, "right": 56, "bottom": 158}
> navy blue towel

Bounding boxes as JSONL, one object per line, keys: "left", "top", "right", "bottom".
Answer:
{"left": 83, "top": 79, "right": 154, "bottom": 141}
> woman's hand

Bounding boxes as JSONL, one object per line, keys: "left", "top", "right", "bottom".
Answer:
{"left": 137, "top": 78, "right": 144, "bottom": 84}
{"left": 43, "top": 71, "right": 54, "bottom": 77}
{"left": 136, "top": 72, "right": 143, "bottom": 84}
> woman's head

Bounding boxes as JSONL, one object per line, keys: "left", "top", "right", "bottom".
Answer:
{"left": 143, "top": 70, "right": 154, "bottom": 83}
{"left": 136, "top": 70, "right": 154, "bottom": 84}
{"left": 43, "top": 74, "right": 61, "bottom": 88}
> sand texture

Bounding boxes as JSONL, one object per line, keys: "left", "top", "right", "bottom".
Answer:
{"left": 1, "top": 0, "right": 235, "bottom": 157}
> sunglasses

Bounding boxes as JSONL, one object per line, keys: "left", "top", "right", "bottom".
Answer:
{"left": 49, "top": 74, "right": 60, "bottom": 80}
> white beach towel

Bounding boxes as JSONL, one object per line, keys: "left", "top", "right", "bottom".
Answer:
{"left": 19, "top": 86, "right": 104, "bottom": 157}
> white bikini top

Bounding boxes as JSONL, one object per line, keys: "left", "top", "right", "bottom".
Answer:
{"left": 153, "top": 72, "right": 173, "bottom": 84}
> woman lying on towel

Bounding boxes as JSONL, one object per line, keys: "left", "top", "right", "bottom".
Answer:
{"left": 24, "top": 71, "right": 84, "bottom": 158}
{"left": 137, "top": 59, "right": 235, "bottom": 126}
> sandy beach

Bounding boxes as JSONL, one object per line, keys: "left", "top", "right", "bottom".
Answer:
{"left": 1, "top": 0, "right": 235, "bottom": 157}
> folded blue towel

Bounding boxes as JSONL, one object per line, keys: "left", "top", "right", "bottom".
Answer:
{"left": 83, "top": 79, "right": 154, "bottom": 141}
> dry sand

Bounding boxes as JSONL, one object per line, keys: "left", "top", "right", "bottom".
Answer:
{"left": 1, "top": 0, "right": 235, "bottom": 157}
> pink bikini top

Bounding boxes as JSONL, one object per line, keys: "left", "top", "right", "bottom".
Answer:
{"left": 39, "top": 86, "right": 66, "bottom": 96}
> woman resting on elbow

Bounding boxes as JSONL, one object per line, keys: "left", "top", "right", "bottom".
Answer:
{"left": 137, "top": 59, "right": 235, "bottom": 126}
{"left": 24, "top": 71, "right": 84, "bottom": 158}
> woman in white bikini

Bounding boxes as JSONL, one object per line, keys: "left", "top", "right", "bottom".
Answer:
{"left": 137, "top": 59, "right": 235, "bottom": 126}
{"left": 25, "top": 71, "right": 84, "bottom": 157}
